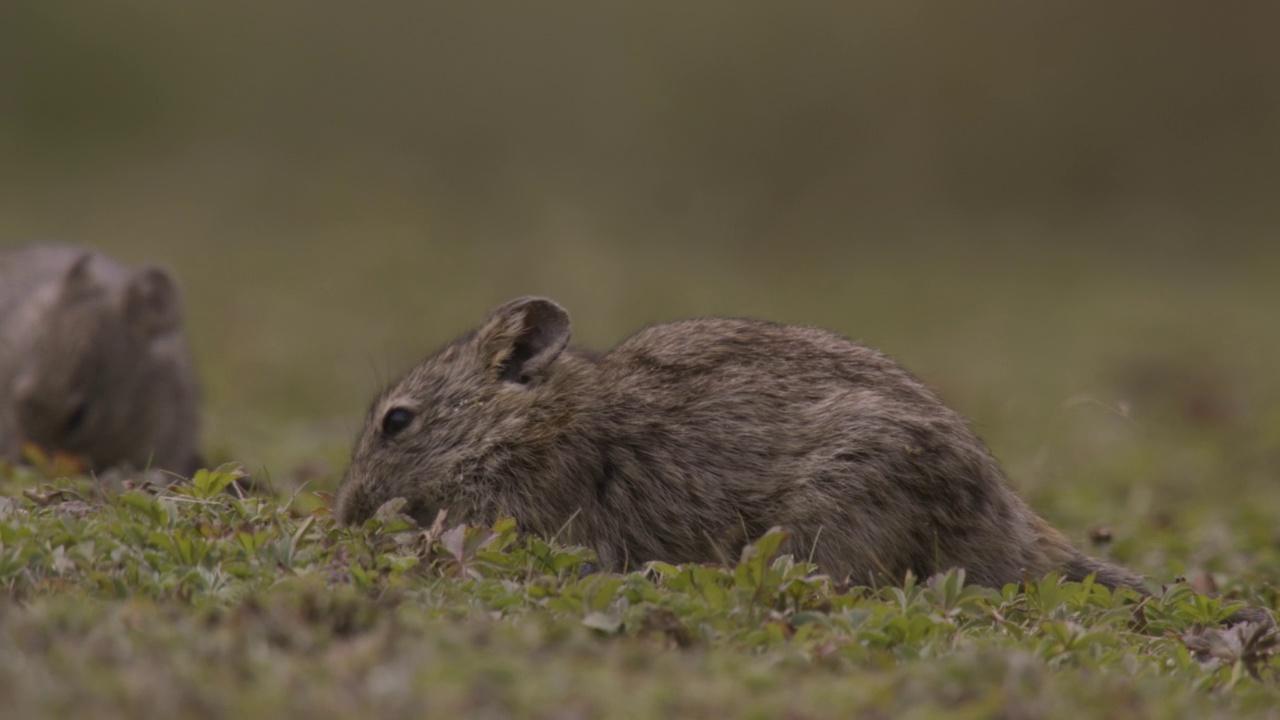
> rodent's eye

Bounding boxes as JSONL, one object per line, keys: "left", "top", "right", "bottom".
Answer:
{"left": 63, "top": 401, "right": 88, "bottom": 436}
{"left": 380, "top": 407, "right": 415, "bottom": 438}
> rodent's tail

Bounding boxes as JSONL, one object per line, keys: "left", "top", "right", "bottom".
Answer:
{"left": 1031, "top": 514, "right": 1149, "bottom": 595}
{"left": 1059, "top": 552, "right": 1149, "bottom": 595}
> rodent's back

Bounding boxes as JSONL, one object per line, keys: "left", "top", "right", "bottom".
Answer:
{"left": 601, "top": 318, "right": 945, "bottom": 416}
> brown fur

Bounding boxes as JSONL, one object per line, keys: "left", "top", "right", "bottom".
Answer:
{"left": 336, "top": 296, "right": 1145, "bottom": 591}
{"left": 0, "top": 243, "right": 202, "bottom": 476}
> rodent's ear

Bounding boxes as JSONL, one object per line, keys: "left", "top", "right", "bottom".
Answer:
{"left": 124, "top": 265, "right": 185, "bottom": 338}
{"left": 477, "top": 296, "right": 571, "bottom": 384}
{"left": 59, "top": 252, "right": 101, "bottom": 302}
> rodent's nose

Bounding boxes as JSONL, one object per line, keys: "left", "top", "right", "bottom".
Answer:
{"left": 332, "top": 485, "right": 359, "bottom": 525}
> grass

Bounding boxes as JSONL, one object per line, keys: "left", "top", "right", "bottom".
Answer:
{"left": 0, "top": 458, "right": 1278, "bottom": 719}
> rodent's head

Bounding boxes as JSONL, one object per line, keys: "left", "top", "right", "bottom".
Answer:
{"left": 13, "top": 253, "right": 191, "bottom": 470}
{"left": 336, "top": 296, "right": 588, "bottom": 529}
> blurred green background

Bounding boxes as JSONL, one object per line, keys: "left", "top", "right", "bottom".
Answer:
{"left": 3, "top": 1, "right": 1279, "bottom": 578}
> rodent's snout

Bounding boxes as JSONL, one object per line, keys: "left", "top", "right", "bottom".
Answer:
{"left": 331, "top": 478, "right": 371, "bottom": 526}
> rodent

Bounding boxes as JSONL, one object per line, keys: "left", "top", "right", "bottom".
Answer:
{"left": 0, "top": 243, "right": 202, "bottom": 476}
{"left": 335, "top": 296, "right": 1145, "bottom": 590}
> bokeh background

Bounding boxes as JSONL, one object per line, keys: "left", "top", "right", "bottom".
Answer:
{"left": 4, "top": 1, "right": 1279, "bottom": 578}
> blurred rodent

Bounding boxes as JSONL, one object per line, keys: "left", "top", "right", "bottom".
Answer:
{"left": 0, "top": 243, "right": 201, "bottom": 476}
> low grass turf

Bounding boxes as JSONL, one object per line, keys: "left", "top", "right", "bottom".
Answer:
{"left": 0, "top": 459, "right": 1277, "bottom": 719}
